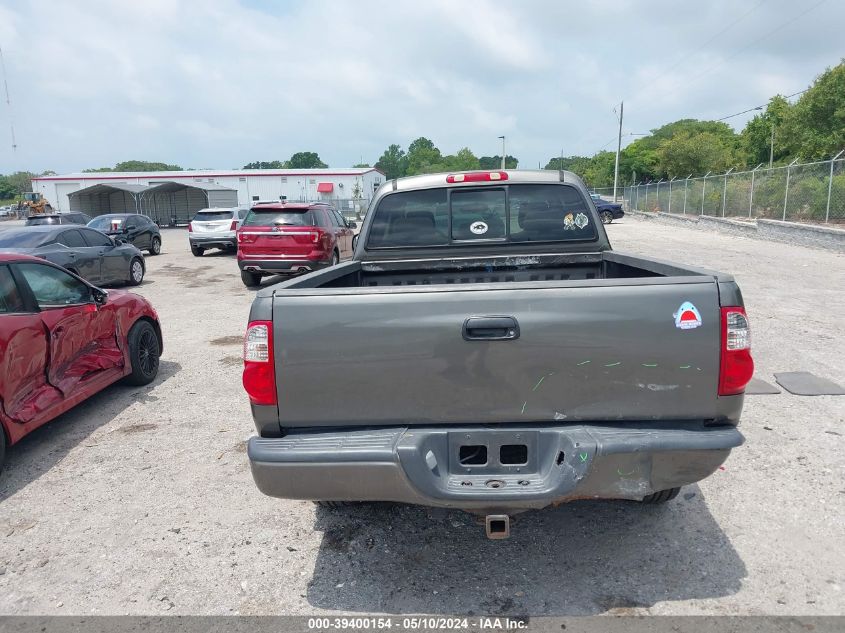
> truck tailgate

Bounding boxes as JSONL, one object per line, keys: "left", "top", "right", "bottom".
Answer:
{"left": 272, "top": 280, "right": 721, "bottom": 427}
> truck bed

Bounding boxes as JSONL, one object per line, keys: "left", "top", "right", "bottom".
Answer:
{"left": 255, "top": 250, "right": 740, "bottom": 431}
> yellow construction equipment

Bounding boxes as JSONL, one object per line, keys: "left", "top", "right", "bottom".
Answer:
{"left": 20, "top": 192, "right": 53, "bottom": 215}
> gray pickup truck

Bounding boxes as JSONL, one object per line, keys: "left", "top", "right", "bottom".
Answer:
{"left": 243, "top": 169, "right": 754, "bottom": 539}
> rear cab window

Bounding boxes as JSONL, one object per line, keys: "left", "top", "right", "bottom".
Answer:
{"left": 366, "top": 184, "right": 597, "bottom": 249}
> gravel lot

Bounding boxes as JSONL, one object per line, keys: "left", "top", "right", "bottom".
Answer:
{"left": 0, "top": 218, "right": 843, "bottom": 616}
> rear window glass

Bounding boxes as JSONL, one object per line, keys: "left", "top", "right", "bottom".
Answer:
{"left": 243, "top": 209, "right": 315, "bottom": 227}
{"left": 366, "top": 184, "right": 597, "bottom": 249}
{"left": 0, "top": 231, "right": 52, "bottom": 247}
{"left": 26, "top": 216, "right": 61, "bottom": 225}
{"left": 192, "top": 210, "right": 233, "bottom": 222}
{"left": 88, "top": 216, "right": 124, "bottom": 230}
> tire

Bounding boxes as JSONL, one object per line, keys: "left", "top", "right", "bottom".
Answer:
{"left": 190, "top": 244, "right": 204, "bottom": 257}
{"left": 128, "top": 257, "right": 145, "bottom": 286}
{"left": 601, "top": 211, "right": 614, "bottom": 224}
{"left": 123, "top": 320, "right": 160, "bottom": 386}
{"left": 330, "top": 250, "right": 339, "bottom": 267}
{"left": 640, "top": 487, "right": 681, "bottom": 504}
{"left": 241, "top": 270, "right": 261, "bottom": 287}
{"left": 149, "top": 237, "right": 161, "bottom": 255}
{"left": 0, "top": 427, "right": 6, "bottom": 474}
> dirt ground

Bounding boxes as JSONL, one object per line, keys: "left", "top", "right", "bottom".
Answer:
{"left": 0, "top": 219, "right": 843, "bottom": 616}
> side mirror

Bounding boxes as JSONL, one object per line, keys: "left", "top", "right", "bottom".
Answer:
{"left": 352, "top": 234, "right": 359, "bottom": 249}
{"left": 347, "top": 221, "right": 358, "bottom": 229}
{"left": 91, "top": 287, "right": 108, "bottom": 305}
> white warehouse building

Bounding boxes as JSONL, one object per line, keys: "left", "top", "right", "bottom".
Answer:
{"left": 31, "top": 167, "right": 384, "bottom": 225}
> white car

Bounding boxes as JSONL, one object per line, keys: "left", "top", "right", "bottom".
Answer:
{"left": 188, "top": 207, "right": 248, "bottom": 256}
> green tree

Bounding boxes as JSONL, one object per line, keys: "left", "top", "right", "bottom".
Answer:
{"left": 287, "top": 152, "right": 328, "bottom": 169}
{"left": 2, "top": 171, "right": 39, "bottom": 196}
{"left": 479, "top": 155, "right": 519, "bottom": 169}
{"left": 242, "top": 160, "right": 288, "bottom": 169}
{"left": 352, "top": 163, "right": 371, "bottom": 168}
{"left": 740, "top": 95, "right": 791, "bottom": 166}
{"left": 656, "top": 131, "right": 738, "bottom": 176}
{"left": 406, "top": 137, "right": 444, "bottom": 175}
{"left": 785, "top": 61, "right": 845, "bottom": 160}
{"left": 375, "top": 144, "right": 408, "bottom": 180}
{"left": 445, "top": 147, "right": 481, "bottom": 171}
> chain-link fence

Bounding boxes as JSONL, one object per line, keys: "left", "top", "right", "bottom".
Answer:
{"left": 609, "top": 154, "right": 845, "bottom": 224}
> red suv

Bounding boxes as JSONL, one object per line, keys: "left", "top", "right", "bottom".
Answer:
{"left": 236, "top": 202, "right": 356, "bottom": 287}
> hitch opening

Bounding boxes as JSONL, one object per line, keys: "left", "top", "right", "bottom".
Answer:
{"left": 485, "top": 514, "right": 510, "bottom": 540}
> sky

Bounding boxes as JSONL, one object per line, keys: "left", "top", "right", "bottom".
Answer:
{"left": 0, "top": 0, "right": 842, "bottom": 174}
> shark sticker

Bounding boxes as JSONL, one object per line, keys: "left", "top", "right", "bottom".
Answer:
{"left": 674, "top": 301, "right": 702, "bottom": 330}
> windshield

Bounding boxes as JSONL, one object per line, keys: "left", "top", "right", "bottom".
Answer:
{"left": 366, "top": 184, "right": 597, "bottom": 249}
{"left": 87, "top": 216, "right": 125, "bottom": 230}
{"left": 242, "top": 209, "right": 315, "bottom": 227}
{"left": 0, "top": 231, "right": 52, "bottom": 248}
{"left": 192, "top": 210, "right": 233, "bottom": 222}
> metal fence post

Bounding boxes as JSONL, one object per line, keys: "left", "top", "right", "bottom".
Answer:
{"left": 701, "top": 171, "right": 711, "bottom": 215}
{"left": 721, "top": 168, "right": 734, "bottom": 217}
{"left": 668, "top": 176, "right": 676, "bottom": 213}
{"left": 683, "top": 174, "right": 691, "bottom": 215}
{"left": 644, "top": 183, "right": 649, "bottom": 210}
{"left": 783, "top": 158, "right": 799, "bottom": 221}
{"left": 826, "top": 150, "right": 844, "bottom": 223}
{"left": 655, "top": 179, "right": 663, "bottom": 212}
{"left": 749, "top": 163, "right": 763, "bottom": 218}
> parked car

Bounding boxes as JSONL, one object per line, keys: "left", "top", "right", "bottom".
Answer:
{"left": 188, "top": 207, "right": 247, "bottom": 256}
{"left": 590, "top": 193, "right": 625, "bottom": 224}
{"left": 0, "top": 226, "right": 147, "bottom": 286}
{"left": 236, "top": 202, "right": 357, "bottom": 287}
{"left": 0, "top": 206, "right": 15, "bottom": 217}
{"left": 87, "top": 214, "right": 162, "bottom": 255}
{"left": 0, "top": 253, "right": 162, "bottom": 471}
{"left": 243, "top": 169, "right": 753, "bottom": 539}
{"left": 25, "top": 212, "right": 92, "bottom": 227}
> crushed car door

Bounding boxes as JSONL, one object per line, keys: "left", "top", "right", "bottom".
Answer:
{"left": 16, "top": 262, "right": 123, "bottom": 396}
{"left": 0, "top": 265, "right": 62, "bottom": 424}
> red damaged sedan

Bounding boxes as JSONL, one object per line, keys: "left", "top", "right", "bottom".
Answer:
{"left": 0, "top": 253, "right": 162, "bottom": 470}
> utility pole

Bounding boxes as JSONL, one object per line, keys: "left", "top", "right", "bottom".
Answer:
{"left": 613, "top": 101, "right": 623, "bottom": 203}
{"left": 498, "top": 136, "right": 506, "bottom": 170}
{"left": 769, "top": 124, "right": 775, "bottom": 169}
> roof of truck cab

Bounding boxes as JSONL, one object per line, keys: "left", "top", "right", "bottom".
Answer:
{"left": 385, "top": 169, "right": 582, "bottom": 193}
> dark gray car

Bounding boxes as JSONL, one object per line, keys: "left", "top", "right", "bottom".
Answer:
{"left": 0, "top": 226, "right": 146, "bottom": 286}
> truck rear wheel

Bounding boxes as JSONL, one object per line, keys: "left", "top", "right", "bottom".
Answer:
{"left": 640, "top": 487, "right": 681, "bottom": 504}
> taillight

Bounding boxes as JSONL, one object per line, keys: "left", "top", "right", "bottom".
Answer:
{"left": 719, "top": 307, "right": 754, "bottom": 396}
{"left": 238, "top": 231, "right": 255, "bottom": 244}
{"left": 242, "top": 321, "right": 276, "bottom": 405}
{"left": 230, "top": 220, "right": 238, "bottom": 231}
{"left": 311, "top": 229, "right": 322, "bottom": 244}
{"left": 188, "top": 223, "right": 193, "bottom": 232}
{"left": 446, "top": 171, "right": 509, "bottom": 183}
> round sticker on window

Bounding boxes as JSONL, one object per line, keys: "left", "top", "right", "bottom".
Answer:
{"left": 470, "top": 221, "right": 489, "bottom": 235}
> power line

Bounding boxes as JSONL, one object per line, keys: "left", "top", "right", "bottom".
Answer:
{"left": 0, "top": 45, "right": 16, "bottom": 151}
{"left": 714, "top": 88, "right": 809, "bottom": 121}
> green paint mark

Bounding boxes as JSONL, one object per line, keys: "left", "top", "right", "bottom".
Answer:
{"left": 532, "top": 376, "right": 546, "bottom": 391}
{"left": 617, "top": 467, "right": 638, "bottom": 477}
{"left": 605, "top": 362, "right": 621, "bottom": 367}
{"left": 679, "top": 365, "right": 691, "bottom": 369}
{"left": 579, "top": 452, "right": 589, "bottom": 463}
{"left": 642, "top": 363, "right": 658, "bottom": 367}
{"left": 576, "top": 360, "right": 591, "bottom": 366}
{"left": 521, "top": 401, "right": 527, "bottom": 414}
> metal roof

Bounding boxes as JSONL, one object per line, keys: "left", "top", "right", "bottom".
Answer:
{"left": 145, "top": 181, "right": 236, "bottom": 193}
{"left": 33, "top": 168, "right": 383, "bottom": 181}
{"left": 68, "top": 183, "right": 150, "bottom": 197}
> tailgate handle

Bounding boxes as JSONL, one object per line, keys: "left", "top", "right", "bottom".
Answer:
{"left": 463, "top": 316, "right": 520, "bottom": 341}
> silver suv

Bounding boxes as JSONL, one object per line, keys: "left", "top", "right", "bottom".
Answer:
{"left": 188, "top": 207, "right": 248, "bottom": 256}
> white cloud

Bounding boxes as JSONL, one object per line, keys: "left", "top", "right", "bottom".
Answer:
{"left": 0, "top": 0, "right": 842, "bottom": 173}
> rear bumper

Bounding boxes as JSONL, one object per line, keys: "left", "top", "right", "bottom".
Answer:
{"left": 248, "top": 421, "right": 743, "bottom": 511}
{"left": 190, "top": 234, "right": 237, "bottom": 248}
{"left": 237, "top": 257, "right": 330, "bottom": 275}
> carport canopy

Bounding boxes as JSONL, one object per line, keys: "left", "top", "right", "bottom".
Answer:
{"left": 69, "top": 180, "right": 239, "bottom": 225}
{"left": 68, "top": 183, "right": 149, "bottom": 216}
